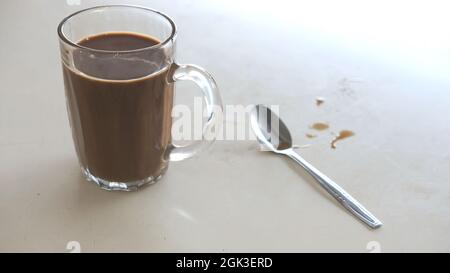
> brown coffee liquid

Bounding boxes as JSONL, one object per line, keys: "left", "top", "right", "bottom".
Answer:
{"left": 331, "top": 130, "right": 355, "bottom": 149}
{"left": 310, "top": 122, "right": 329, "bottom": 131}
{"left": 63, "top": 32, "right": 173, "bottom": 182}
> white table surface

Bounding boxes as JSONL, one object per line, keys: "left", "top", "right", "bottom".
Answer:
{"left": 1, "top": 0, "right": 449, "bottom": 252}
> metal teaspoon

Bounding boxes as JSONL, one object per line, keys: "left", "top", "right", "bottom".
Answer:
{"left": 250, "top": 104, "right": 382, "bottom": 229}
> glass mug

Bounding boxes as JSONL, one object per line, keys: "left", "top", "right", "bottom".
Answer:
{"left": 58, "top": 5, "right": 223, "bottom": 191}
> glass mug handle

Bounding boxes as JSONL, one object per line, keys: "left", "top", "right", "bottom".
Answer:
{"left": 168, "top": 63, "right": 223, "bottom": 161}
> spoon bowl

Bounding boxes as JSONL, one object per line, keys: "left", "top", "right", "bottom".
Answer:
{"left": 250, "top": 104, "right": 292, "bottom": 152}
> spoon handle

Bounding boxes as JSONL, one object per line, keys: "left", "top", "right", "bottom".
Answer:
{"left": 285, "top": 149, "right": 382, "bottom": 229}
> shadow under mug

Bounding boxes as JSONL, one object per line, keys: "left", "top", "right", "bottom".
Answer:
{"left": 58, "top": 5, "right": 223, "bottom": 191}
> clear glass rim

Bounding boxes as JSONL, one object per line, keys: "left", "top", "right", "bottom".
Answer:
{"left": 57, "top": 5, "right": 177, "bottom": 54}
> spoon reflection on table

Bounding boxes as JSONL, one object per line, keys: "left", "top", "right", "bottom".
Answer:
{"left": 250, "top": 104, "right": 382, "bottom": 229}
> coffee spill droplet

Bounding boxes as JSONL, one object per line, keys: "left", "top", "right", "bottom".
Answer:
{"left": 331, "top": 130, "right": 355, "bottom": 149}
{"left": 306, "top": 133, "right": 317, "bottom": 138}
{"left": 315, "top": 97, "right": 325, "bottom": 106}
{"left": 310, "top": 122, "right": 329, "bottom": 131}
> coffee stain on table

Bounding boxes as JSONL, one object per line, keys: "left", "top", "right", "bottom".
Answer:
{"left": 310, "top": 122, "right": 329, "bottom": 131}
{"left": 315, "top": 97, "right": 325, "bottom": 106}
{"left": 331, "top": 130, "right": 355, "bottom": 149}
{"left": 305, "top": 133, "right": 317, "bottom": 138}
